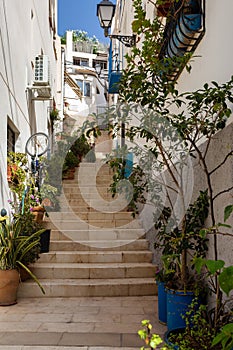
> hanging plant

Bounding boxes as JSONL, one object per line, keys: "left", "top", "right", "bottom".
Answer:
{"left": 50, "top": 108, "right": 60, "bottom": 122}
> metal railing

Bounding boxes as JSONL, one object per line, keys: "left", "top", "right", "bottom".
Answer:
{"left": 159, "top": 0, "right": 205, "bottom": 78}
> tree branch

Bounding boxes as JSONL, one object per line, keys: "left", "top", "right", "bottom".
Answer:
{"left": 210, "top": 150, "right": 233, "bottom": 175}
{"left": 213, "top": 186, "right": 233, "bottom": 201}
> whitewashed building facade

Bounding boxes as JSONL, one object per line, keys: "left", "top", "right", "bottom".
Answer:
{"left": 63, "top": 30, "right": 108, "bottom": 128}
{"left": 0, "top": 0, "right": 62, "bottom": 211}
{"left": 110, "top": 0, "right": 233, "bottom": 264}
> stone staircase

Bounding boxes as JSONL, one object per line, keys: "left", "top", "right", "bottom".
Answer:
{"left": 18, "top": 161, "right": 157, "bottom": 298}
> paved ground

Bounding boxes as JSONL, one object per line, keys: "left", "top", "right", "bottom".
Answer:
{"left": 0, "top": 296, "right": 167, "bottom": 349}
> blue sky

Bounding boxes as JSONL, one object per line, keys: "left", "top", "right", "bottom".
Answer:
{"left": 58, "top": 0, "right": 116, "bottom": 43}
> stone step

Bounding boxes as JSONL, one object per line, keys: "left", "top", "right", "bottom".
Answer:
{"left": 62, "top": 177, "right": 113, "bottom": 186}
{"left": 46, "top": 219, "right": 142, "bottom": 230}
{"left": 38, "top": 250, "right": 153, "bottom": 264}
{"left": 48, "top": 211, "right": 134, "bottom": 220}
{"left": 59, "top": 197, "right": 130, "bottom": 210}
{"left": 18, "top": 277, "right": 157, "bottom": 297}
{"left": 50, "top": 230, "right": 71, "bottom": 240}
{"left": 46, "top": 229, "right": 145, "bottom": 241}
{"left": 62, "top": 186, "right": 112, "bottom": 194}
{"left": 0, "top": 346, "right": 139, "bottom": 350}
{"left": 75, "top": 173, "right": 113, "bottom": 180}
{"left": 31, "top": 262, "right": 156, "bottom": 279}
{"left": 78, "top": 162, "right": 112, "bottom": 169}
{"left": 62, "top": 192, "right": 116, "bottom": 200}
{"left": 57, "top": 206, "right": 129, "bottom": 213}
{"left": 49, "top": 239, "right": 149, "bottom": 251}
{"left": 58, "top": 199, "right": 128, "bottom": 210}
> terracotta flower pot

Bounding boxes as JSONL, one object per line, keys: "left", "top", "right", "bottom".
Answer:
{"left": 32, "top": 206, "right": 45, "bottom": 223}
{"left": 0, "top": 269, "right": 20, "bottom": 306}
{"left": 7, "top": 164, "right": 19, "bottom": 183}
{"left": 32, "top": 211, "right": 44, "bottom": 223}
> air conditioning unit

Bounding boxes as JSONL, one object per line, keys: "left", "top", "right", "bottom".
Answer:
{"left": 33, "top": 55, "right": 50, "bottom": 85}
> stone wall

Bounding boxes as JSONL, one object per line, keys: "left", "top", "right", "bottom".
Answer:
{"left": 146, "top": 121, "right": 233, "bottom": 267}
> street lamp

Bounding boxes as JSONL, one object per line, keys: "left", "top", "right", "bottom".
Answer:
{"left": 95, "top": 63, "right": 102, "bottom": 77}
{"left": 96, "top": 0, "right": 136, "bottom": 47}
{"left": 97, "top": 0, "right": 116, "bottom": 37}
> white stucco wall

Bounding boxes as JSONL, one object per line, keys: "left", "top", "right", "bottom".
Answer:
{"left": 113, "top": 0, "right": 233, "bottom": 267}
{"left": 0, "top": 0, "right": 61, "bottom": 210}
{"left": 177, "top": 0, "right": 233, "bottom": 90}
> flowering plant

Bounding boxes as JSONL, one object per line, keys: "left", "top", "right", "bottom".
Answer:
{"left": 0, "top": 216, "right": 45, "bottom": 293}
{"left": 8, "top": 185, "right": 45, "bottom": 216}
{"left": 155, "top": 267, "right": 174, "bottom": 284}
{"left": 28, "top": 194, "right": 41, "bottom": 210}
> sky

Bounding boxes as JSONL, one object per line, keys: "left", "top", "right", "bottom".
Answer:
{"left": 58, "top": 0, "right": 116, "bottom": 44}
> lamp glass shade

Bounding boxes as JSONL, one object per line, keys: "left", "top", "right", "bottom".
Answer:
{"left": 97, "top": 0, "right": 116, "bottom": 29}
{"left": 95, "top": 64, "right": 102, "bottom": 76}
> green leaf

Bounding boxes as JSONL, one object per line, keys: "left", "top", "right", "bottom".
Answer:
{"left": 17, "top": 261, "right": 45, "bottom": 294}
{"left": 212, "top": 332, "right": 225, "bottom": 346}
{"left": 219, "top": 266, "right": 233, "bottom": 296}
{"left": 141, "top": 319, "right": 150, "bottom": 326}
{"left": 193, "top": 257, "right": 206, "bottom": 274}
{"left": 138, "top": 330, "right": 147, "bottom": 340}
{"left": 132, "top": 20, "right": 142, "bottom": 33}
{"left": 199, "top": 229, "right": 207, "bottom": 238}
{"left": 206, "top": 259, "right": 225, "bottom": 274}
{"left": 224, "top": 205, "right": 233, "bottom": 222}
{"left": 218, "top": 223, "right": 232, "bottom": 229}
{"left": 222, "top": 323, "right": 233, "bottom": 333}
{"left": 212, "top": 323, "right": 233, "bottom": 349}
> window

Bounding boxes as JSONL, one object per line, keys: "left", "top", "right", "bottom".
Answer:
{"left": 76, "top": 79, "right": 83, "bottom": 92}
{"left": 84, "top": 82, "right": 90, "bottom": 97}
{"left": 73, "top": 57, "right": 89, "bottom": 67}
{"left": 93, "top": 60, "right": 107, "bottom": 71}
{"left": 7, "top": 125, "right": 15, "bottom": 153}
{"left": 76, "top": 79, "right": 91, "bottom": 97}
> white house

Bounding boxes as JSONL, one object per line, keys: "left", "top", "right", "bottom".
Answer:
{"left": 63, "top": 30, "right": 108, "bottom": 129}
{"left": 0, "top": 0, "right": 62, "bottom": 212}
{"left": 109, "top": 0, "right": 233, "bottom": 265}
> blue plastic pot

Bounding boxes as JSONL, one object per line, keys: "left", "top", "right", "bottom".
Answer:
{"left": 157, "top": 281, "right": 167, "bottom": 324}
{"left": 164, "top": 328, "right": 185, "bottom": 349}
{"left": 166, "top": 288, "right": 196, "bottom": 331}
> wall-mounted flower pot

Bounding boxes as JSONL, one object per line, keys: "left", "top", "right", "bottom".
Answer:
{"left": 157, "top": 281, "right": 167, "bottom": 324}
{"left": 40, "top": 229, "right": 51, "bottom": 253}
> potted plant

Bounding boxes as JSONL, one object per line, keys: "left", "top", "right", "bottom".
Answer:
{"left": 40, "top": 183, "right": 59, "bottom": 211}
{"left": 153, "top": 191, "right": 209, "bottom": 330}
{"left": 70, "top": 134, "right": 91, "bottom": 162}
{"left": 7, "top": 152, "right": 28, "bottom": 197}
{"left": 155, "top": 267, "right": 172, "bottom": 325}
{"left": 12, "top": 211, "right": 44, "bottom": 280}
{"left": 62, "top": 150, "right": 80, "bottom": 179}
{"left": 109, "top": 0, "right": 233, "bottom": 335}
{"left": 49, "top": 108, "right": 60, "bottom": 122}
{"left": 0, "top": 216, "right": 45, "bottom": 305}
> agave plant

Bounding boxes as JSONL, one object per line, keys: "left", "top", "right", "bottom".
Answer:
{"left": 0, "top": 217, "right": 45, "bottom": 294}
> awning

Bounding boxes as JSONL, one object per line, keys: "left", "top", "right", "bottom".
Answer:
{"left": 64, "top": 71, "right": 82, "bottom": 98}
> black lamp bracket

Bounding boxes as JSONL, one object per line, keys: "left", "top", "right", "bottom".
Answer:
{"left": 109, "top": 34, "right": 136, "bottom": 47}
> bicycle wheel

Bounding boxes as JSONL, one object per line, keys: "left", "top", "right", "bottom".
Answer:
{"left": 25, "top": 132, "right": 49, "bottom": 157}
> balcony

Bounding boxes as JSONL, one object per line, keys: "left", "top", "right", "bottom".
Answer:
{"left": 159, "top": 0, "right": 205, "bottom": 77}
